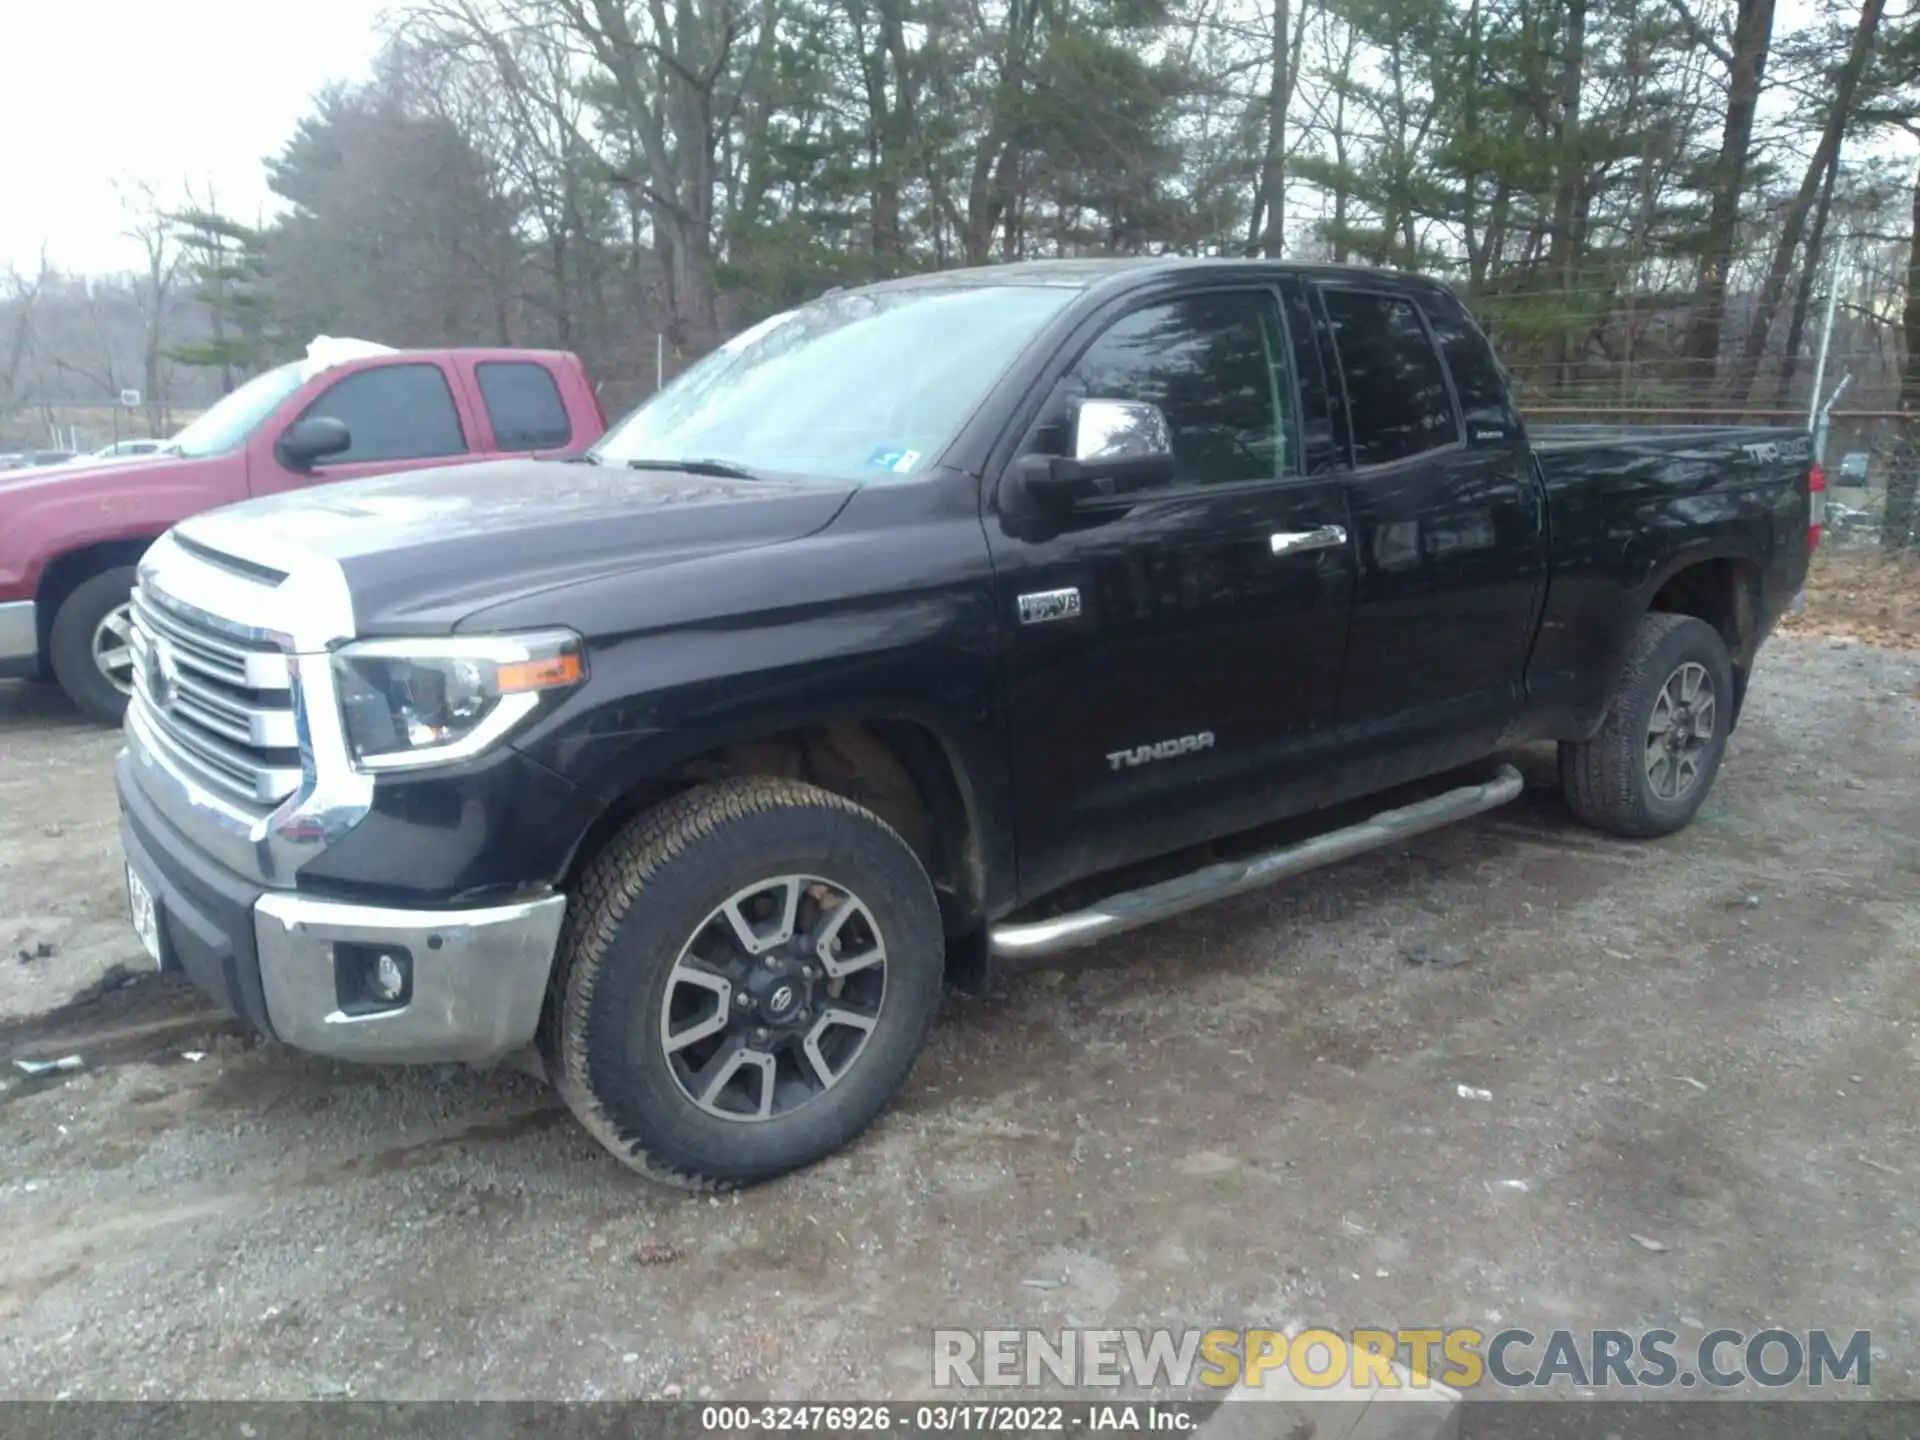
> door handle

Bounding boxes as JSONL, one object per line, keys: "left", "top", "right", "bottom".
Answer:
{"left": 1270, "top": 525, "right": 1348, "bottom": 556}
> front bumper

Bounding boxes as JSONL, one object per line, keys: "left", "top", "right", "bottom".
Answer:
{"left": 255, "top": 891, "right": 566, "bottom": 1063}
{"left": 0, "top": 598, "right": 36, "bottom": 679}
{"left": 119, "top": 751, "right": 567, "bottom": 1064}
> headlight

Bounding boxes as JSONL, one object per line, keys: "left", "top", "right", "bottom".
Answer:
{"left": 331, "top": 629, "right": 585, "bottom": 771}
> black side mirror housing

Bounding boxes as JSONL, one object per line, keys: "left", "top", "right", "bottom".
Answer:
{"left": 1001, "top": 397, "right": 1177, "bottom": 518}
{"left": 1011, "top": 449, "right": 1177, "bottom": 508}
{"left": 277, "top": 417, "right": 353, "bottom": 471}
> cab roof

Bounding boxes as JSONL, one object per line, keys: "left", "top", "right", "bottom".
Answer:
{"left": 861, "top": 256, "right": 1441, "bottom": 296}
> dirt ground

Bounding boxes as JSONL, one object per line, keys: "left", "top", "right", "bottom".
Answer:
{"left": 1778, "top": 545, "right": 1920, "bottom": 652}
{"left": 1, "top": 594, "right": 1916, "bottom": 1402}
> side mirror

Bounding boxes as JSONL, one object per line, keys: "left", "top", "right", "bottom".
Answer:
{"left": 276, "top": 417, "right": 352, "bottom": 471}
{"left": 1012, "top": 399, "right": 1176, "bottom": 511}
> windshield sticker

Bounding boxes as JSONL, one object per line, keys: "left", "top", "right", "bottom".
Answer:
{"left": 867, "top": 446, "right": 922, "bottom": 474}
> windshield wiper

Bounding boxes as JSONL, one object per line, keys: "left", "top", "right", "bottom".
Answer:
{"left": 564, "top": 451, "right": 603, "bottom": 464}
{"left": 624, "top": 456, "right": 761, "bottom": 480}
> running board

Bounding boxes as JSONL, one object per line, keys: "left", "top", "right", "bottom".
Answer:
{"left": 988, "top": 764, "right": 1526, "bottom": 960}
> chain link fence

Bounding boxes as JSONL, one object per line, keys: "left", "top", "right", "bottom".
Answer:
{"left": 1817, "top": 410, "right": 1917, "bottom": 554}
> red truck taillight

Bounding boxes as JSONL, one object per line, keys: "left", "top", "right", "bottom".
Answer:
{"left": 1804, "top": 462, "right": 1820, "bottom": 552}
{"left": 1808, "top": 462, "right": 1826, "bottom": 552}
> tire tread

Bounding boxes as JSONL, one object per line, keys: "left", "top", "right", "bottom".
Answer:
{"left": 1559, "top": 612, "right": 1726, "bottom": 839}
{"left": 48, "top": 567, "right": 136, "bottom": 726}
{"left": 543, "top": 776, "right": 932, "bottom": 1190}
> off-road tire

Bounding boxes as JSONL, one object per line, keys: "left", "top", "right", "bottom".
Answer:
{"left": 542, "top": 777, "right": 944, "bottom": 1189}
{"left": 1559, "top": 612, "right": 1733, "bottom": 839}
{"left": 49, "top": 567, "right": 138, "bottom": 726}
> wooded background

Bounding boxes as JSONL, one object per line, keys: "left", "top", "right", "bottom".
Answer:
{"left": 3, "top": 0, "right": 1918, "bottom": 543}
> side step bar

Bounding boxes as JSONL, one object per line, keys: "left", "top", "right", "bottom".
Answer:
{"left": 988, "top": 764, "right": 1525, "bottom": 960}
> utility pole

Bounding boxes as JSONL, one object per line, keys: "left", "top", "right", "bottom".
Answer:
{"left": 1807, "top": 238, "right": 1846, "bottom": 437}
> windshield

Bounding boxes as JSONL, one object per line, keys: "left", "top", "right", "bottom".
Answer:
{"left": 169, "top": 363, "right": 306, "bottom": 459}
{"left": 593, "top": 284, "right": 1076, "bottom": 480}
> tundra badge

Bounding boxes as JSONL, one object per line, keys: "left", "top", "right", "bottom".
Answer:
{"left": 1018, "top": 587, "right": 1082, "bottom": 625}
{"left": 1107, "top": 732, "right": 1215, "bottom": 770}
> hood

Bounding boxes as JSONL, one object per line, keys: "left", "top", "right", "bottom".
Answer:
{"left": 0, "top": 451, "right": 185, "bottom": 499}
{"left": 178, "top": 457, "right": 859, "bottom": 634}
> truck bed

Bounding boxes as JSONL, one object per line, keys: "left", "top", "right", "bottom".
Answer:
{"left": 1517, "top": 418, "right": 1814, "bottom": 742}
{"left": 1528, "top": 421, "right": 1809, "bottom": 455}
{"left": 1527, "top": 419, "right": 1813, "bottom": 527}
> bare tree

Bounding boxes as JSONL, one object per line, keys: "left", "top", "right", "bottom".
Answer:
{"left": 1674, "top": 0, "right": 1778, "bottom": 384}
{"left": 1248, "top": 0, "right": 1316, "bottom": 256}
{"left": 118, "top": 180, "right": 183, "bottom": 434}
{"left": 1883, "top": 153, "right": 1920, "bottom": 553}
{"left": 552, "top": 0, "right": 774, "bottom": 348}
{"left": 0, "top": 256, "right": 50, "bottom": 427}
{"left": 1726, "top": 0, "right": 1889, "bottom": 406}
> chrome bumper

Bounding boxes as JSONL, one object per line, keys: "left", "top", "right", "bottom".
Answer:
{"left": 255, "top": 892, "right": 568, "bottom": 1064}
{"left": 0, "top": 598, "right": 35, "bottom": 671}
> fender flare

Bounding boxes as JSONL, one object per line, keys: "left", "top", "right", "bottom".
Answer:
{"left": 551, "top": 693, "right": 1018, "bottom": 929}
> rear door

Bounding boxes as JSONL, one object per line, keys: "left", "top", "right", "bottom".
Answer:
{"left": 1316, "top": 284, "right": 1545, "bottom": 758}
{"left": 986, "top": 282, "right": 1356, "bottom": 899}
{"left": 249, "top": 358, "right": 484, "bottom": 497}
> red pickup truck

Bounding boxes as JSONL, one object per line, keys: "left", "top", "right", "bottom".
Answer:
{"left": 0, "top": 343, "right": 606, "bottom": 722}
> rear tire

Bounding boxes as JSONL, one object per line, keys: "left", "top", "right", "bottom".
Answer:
{"left": 1559, "top": 613, "right": 1733, "bottom": 839}
{"left": 48, "top": 567, "right": 138, "bottom": 726}
{"left": 543, "top": 777, "right": 944, "bottom": 1188}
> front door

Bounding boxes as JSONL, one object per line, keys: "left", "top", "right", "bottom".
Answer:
{"left": 249, "top": 359, "right": 483, "bottom": 497}
{"left": 985, "top": 284, "right": 1356, "bottom": 902}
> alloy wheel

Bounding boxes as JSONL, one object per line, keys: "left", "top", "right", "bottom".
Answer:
{"left": 1645, "top": 661, "right": 1716, "bottom": 801}
{"left": 658, "top": 874, "right": 889, "bottom": 1122}
{"left": 92, "top": 603, "right": 136, "bottom": 696}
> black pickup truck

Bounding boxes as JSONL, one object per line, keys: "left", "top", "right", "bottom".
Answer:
{"left": 115, "top": 259, "right": 1819, "bottom": 1186}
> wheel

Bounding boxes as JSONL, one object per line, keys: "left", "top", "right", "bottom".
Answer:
{"left": 544, "top": 776, "right": 944, "bottom": 1188}
{"left": 1559, "top": 613, "right": 1734, "bottom": 839}
{"left": 48, "top": 567, "right": 138, "bottom": 726}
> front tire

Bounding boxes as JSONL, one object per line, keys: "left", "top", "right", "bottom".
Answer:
{"left": 48, "top": 567, "right": 138, "bottom": 726}
{"left": 544, "top": 777, "right": 944, "bottom": 1188}
{"left": 1559, "top": 613, "right": 1734, "bottom": 839}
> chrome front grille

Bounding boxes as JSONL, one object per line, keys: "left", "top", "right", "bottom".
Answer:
{"left": 123, "top": 523, "right": 367, "bottom": 887}
{"left": 128, "top": 582, "right": 303, "bottom": 812}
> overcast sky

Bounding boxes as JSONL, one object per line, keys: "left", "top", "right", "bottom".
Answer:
{"left": 0, "top": 0, "right": 388, "bottom": 275}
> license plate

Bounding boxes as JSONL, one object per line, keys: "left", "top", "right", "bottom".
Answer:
{"left": 127, "top": 864, "right": 161, "bottom": 966}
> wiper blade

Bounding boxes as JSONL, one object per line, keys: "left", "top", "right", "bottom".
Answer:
{"left": 624, "top": 456, "right": 761, "bottom": 480}
{"left": 564, "top": 451, "right": 603, "bottom": 465}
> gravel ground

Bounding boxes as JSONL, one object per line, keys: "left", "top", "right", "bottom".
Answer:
{"left": 0, "top": 632, "right": 1916, "bottom": 1402}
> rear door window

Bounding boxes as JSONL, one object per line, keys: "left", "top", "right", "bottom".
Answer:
{"left": 1321, "top": 289, "right": 1461, "bottom": 467}
{"left": 1420, "top": 296, "right": 1520, "bottom": 440}
{"left": 477, "top": 361, "right": 574, "bottom": 450}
